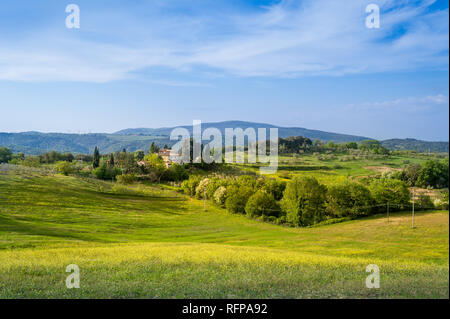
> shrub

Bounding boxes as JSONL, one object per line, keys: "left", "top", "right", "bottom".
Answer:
{"left": 225, "top": 185, "right": 254, "bottom": 214}
{"left": 180, "top": 175, "right": 202, "bottom": 196}
{"left": 111, "top": 184, "right": 146, "bottom": 196}
{"left": 278, "top": 171, "right": 292, "bottom": 179}
{"left": 206, "top": 177, "right": 228, "bottom": 199}
{"left": 55, "top": 161, "right": 75, "bottom": 176}
{"left": 213, "top": 186, "right": 227, "bottom": 206}
{"left": 116, "top": 173, "right": 137, "bottom": 184}
{"left": 166, "top": 164, "right": 188, "bottom": 181}
{"left": 93, "top": 163, "right": 122, "bottom": 180}
{"left": 195, "top": 178, "right": 211, "bottom": 199}
{"left": 236, "top": 175, "right": 257, "bottom": 189}
{"left": 435, "top": 190, "right": 449, "bottom": 210}
{"left": 21, "top": 156, "right": 41, "bottom": 167}
{"left": 415, "top": 194, "right": 434, "bottom": 211}
{"left": 281, "top": 176, "right": 327, "bottom": 226}
{"left": 245, "top": 191, "right": 280, "bottom": 217}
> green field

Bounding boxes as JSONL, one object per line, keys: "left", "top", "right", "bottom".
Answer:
{"left": 0, "top": 164, "right": 448, "bottom": 298}
{"left": 238, "top": 152, "right": 446, "bottom": 184}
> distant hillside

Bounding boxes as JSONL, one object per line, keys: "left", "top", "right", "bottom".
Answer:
{"left": 381, "top": 138, "right": 449, "bottom": 153}
{"left": 115, "top": 121, "right": 370, "bottom": 142}
{"left": 0, "top": 132, "right": 170, "bottom": 155}
{"left": 1, "top": 121, "right": 448, "bottom": 154}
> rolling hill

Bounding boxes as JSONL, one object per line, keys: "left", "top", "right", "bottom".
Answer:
{"left": 381, "top": 138, "right": 449, "bottom": 153}
{"left": 1, "top": 121, "right": 448, "bottom": 154}
{"left": 114, "top": 120, "right": 371, "bottom": 142}
{"left": 0, "top": 167, "right": 448, "bottom": 298}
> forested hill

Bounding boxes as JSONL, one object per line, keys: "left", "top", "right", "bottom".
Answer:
{"left": 114, "top": 121, "right": 369, "bottom": 142}
{"left": 1, "top": 121, "right": 448, "bottom": 154}
{"left": 381, "top": 138, "right": 449, "bottom": 153}
{"left": 0, "top": 132, "right": 171, "bottom": 155}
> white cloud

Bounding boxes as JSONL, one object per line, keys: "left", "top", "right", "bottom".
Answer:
{"left": 0, "top": 0, "right": 448, "bottom": 82}
{"left": 347, "top": 94, "right": 449, "bottom": 112}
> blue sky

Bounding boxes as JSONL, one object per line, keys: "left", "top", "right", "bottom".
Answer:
{"left": 0, "top": 0, "right": 448, "bottom": 141}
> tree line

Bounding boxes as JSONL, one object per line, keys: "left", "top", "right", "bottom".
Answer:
{"left": 385, "top": 158, "right": 449, "bottom": 189}
{"left": 181, "top": 174, "right": 445, "bottom": 227}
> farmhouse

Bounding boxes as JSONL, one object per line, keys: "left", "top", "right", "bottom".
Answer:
{"left": 158, "top": 148, "right": 172, "bottom": 168}
{"left": 158, "top": 148, "right": 183, "bottom": 168}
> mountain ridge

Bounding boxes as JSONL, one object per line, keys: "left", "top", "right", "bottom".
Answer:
{"left": 114, "top": 120, "right": 371, "bottom": 142}
{"left": 1, "top": 121, "right": 448, "bottom": 154}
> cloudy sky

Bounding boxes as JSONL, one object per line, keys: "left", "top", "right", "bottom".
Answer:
{"left": 0, "top": 0, "right": 448, "bottom": 140}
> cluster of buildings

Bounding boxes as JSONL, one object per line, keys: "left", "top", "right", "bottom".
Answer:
{"left": 136, "top": 147, "right": 183, "bottom": 169}
{"left": 158, "top": 148, "right": 176, "bottom": 168}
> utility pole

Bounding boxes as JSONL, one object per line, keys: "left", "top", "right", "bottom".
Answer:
{"left": 412, "top": 190, "right": 415, "bottom": 228}
{"left": 387, "top": 202, "right": 389, "bottom": 223}
{"left": 204, "top": 189, "right": 206, "bottom": 212}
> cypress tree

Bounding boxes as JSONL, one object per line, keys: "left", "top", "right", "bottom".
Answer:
{"left": 149, "top": 142, "right": 159, "bottom": 154}
{"left": 109, "top": 153, "right": 115, "bottom": 167}
{"left": 93, "top": 146, "right": 100, "bottom": 168}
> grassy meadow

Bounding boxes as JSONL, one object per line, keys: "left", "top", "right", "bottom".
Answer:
{"left": 0, "top": 164, "right": 448, "bottom": 298}
{"left": 239, "top": 152, "right": 446, "bottom": 184}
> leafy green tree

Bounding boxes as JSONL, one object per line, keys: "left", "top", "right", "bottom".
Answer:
{"left": 22, "top": 156, "right": 41, "bottom": 167}
{"left": 326, "top": 181, "right": 373, "bottom": 217}
{"left": 74, "top": 154, "right": 93, "bottom": 162}
{"left": 416, "top": 159, "right": 449, "bottom": 189}
{"left": 403, "top": 163, "right": 421, "bottom": 186}
{"left": 63, "top": 153, "right": 74, "bottom": 162}
{"left": 260, "top": 179, "right": 286, "bottom": 201}
{"left": 149, "top": 142, "right": 160, "bottom": 154}
{"left": 369, "top": 179, "right": 410, "bottom": 210}
{"left": 278, "top": 136, "right": 312, "bottom": 153}
{"left": 144, "top": 153, "right": 166, "bottom": 182}
{"left": 93, "top": 163, "right": 121, "bottom": 180}
{"left": 245, "top": 191, "right": 280, "bottom": 217}
{"left": 144, "top": 153, "right": 164, "bottom": 169}
{"left": 134, "top": 150, "right": 145, "bottom": 162}
{"left": 281, "top": 176, "right": 327, "bottom": 226}
{"left": 0, "top": 147, "right": 12, "bottom": 163}
{"left": 359, "top": 140, "right": 389, "bottom": 154}
{"left": 9, "top": 152, "right": 25, "bottom": 164}
{"left": 93, "top": 146, "right": 100, "bottom": 169}
{"left": 181, "top": 175, "right": 202, "bottom": 196}
{"left": 55, "top": 161, "right": 75, "bottom": 176}
{"left": 344, "top": 142, "right": 358, "bottom": 149}
{"left": 225, "top": 185, "right": 254, "bottom": 214}
{"left": 326, "top": 141, "right": 338, "bottom": 149}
